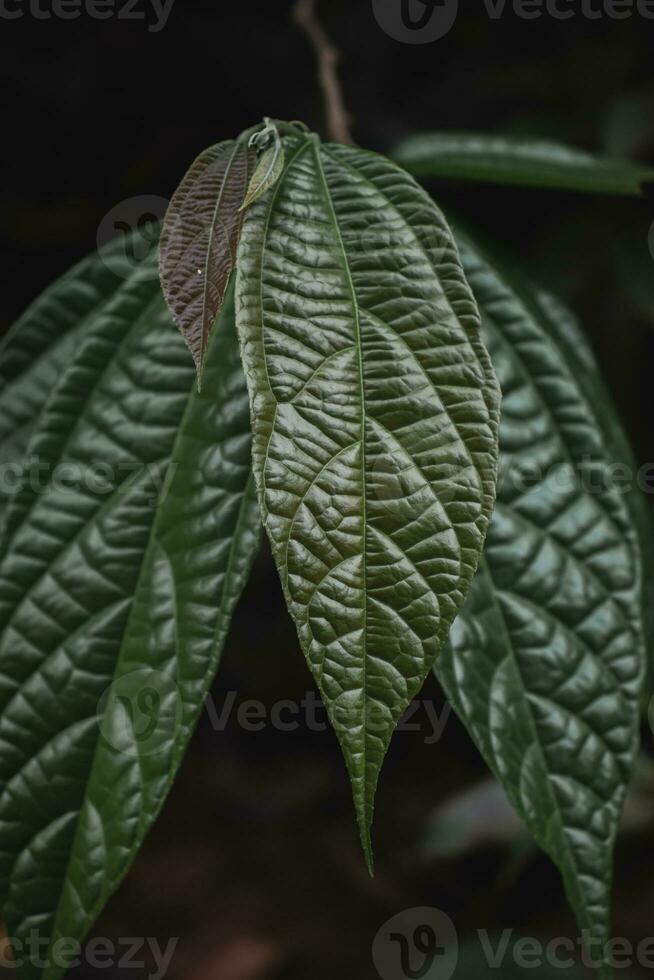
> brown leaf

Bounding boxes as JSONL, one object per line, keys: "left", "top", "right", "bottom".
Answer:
{"left": 160, "top": 139, "right": 254, "bottom": 382}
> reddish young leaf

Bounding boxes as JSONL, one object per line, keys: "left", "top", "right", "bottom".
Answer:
{"left": 160, "top": 139, "right": 254, "bottom": 381}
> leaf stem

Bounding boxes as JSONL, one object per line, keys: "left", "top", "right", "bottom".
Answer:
{"left": 293, "top": 0, "right": 354, "bottom": 145}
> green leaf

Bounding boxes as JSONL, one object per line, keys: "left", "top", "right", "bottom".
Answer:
{"left": 528, "top": 277, "right": 654, "bottom": 704}
{"left": 0, "top": 235, "right": 144, "bottom": 534}
{"left": 0, "top": 252, "right": 261, "bottom": 979}
{"left": 235, "top": 132, "right": 501, "bottom": 867}
{"left": 436, "top": 233, "right": 645, "bottom": 980}
{"left": 391, "top": 132, "right": 654, "bottom": 196}
{"left": 159, "top": 138, "right": 254, "bottom": 382}
{"left": 240, "top": 142, "right": 285, "bottom": 212}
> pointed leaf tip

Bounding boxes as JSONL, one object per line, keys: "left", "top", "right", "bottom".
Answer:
{"left": 235, "top": 133, "right": 500, "bottom": 865}
{"left": 437, "top": 232, "right": 646, "bottom": 980}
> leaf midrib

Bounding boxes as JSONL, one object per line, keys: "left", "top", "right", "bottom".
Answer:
{"left": 256, "top": 136, "right": 312, "bottom": 547}
{"left": 0, "top": 289, "right": 184, "bottom": 971}
{"left": 311, "top": 137, "right": 372, "bottom": 854}
{"left": 43, "top": 350, "right": 208, "bottom": 977}
{"left": 201, "top": 142, "right": 243, "bottom": 363}
{"left": 44, "top": 301, "right": 255, "bottom": 978}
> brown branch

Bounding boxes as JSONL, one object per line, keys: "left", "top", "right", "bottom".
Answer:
{"left": 293, "top": 0, "right": 354, "bottom": 145}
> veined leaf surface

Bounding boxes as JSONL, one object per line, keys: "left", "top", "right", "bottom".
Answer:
{"left": 0, "top": 236, "right": 143, "bottom": 533}
{"left": 391, "top": 132, "right": 654, "bottom": 196}
{"left": 0, "top": 255, "right": 260, "bottom": 979}
{"left": 532, "top": 285, "right": 654, "bottom": 693}
{"left": 436, "top": 235, "right": 645, "bottom": 980}
{"left": 159, "top": 138, "right": 254, "bottom": 380}
{"left": 236, "top": 133, "right": 501, "bottom": 865}
{"left": 241, "top": 142, "right": 285, "bottom": 212}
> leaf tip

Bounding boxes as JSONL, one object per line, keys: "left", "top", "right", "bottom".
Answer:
{"left": 355, "top": 804, "right": 375, "bottom": 875}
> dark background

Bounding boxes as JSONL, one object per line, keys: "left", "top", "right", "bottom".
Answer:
{"left": 2, "top": 2, "right": 654, "bottom": 978}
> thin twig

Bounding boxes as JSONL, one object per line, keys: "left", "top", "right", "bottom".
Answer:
{"left": 293, "top": 0, "right": 354, "bottom": 145}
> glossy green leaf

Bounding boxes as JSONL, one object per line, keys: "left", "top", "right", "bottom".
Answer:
{"left": 0, "top": 235, "right": 143, "bottom": 533}
{"left": 528, "top": 278, "right": 654, "bottom": 701}
{"left": 0, "top": 251, "right": 261, "bottom": 979}
{"left": 159, "top": 138, "right": 254, "bottom": 381}
{"left": 235, "top": 132, "right": 501, "bottom": 866}
{"left": 391, "top": 132, "right": 654, "bottom": 196}
{"left": 436, "top": 234, "right": 645, "bottom": 980}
